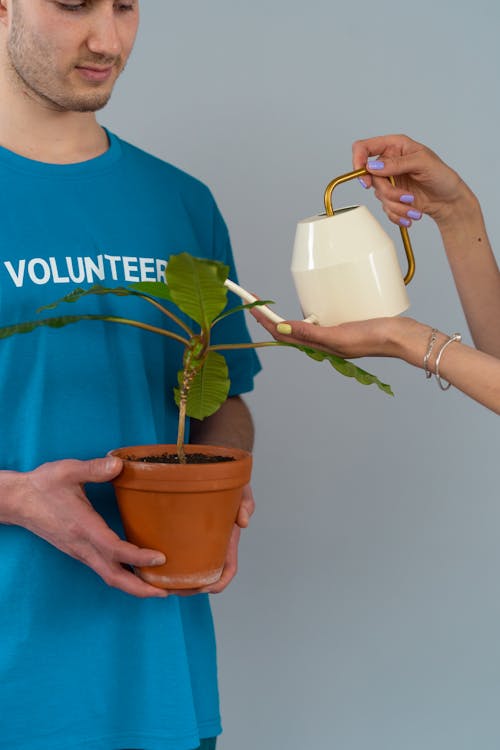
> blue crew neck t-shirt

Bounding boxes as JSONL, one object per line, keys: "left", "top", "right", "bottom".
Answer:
{"left": 0, "top": 131, "right": 261, "bottom": 750}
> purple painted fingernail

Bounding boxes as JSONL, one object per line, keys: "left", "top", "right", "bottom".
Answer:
{"left": 399, "top": 218, "right": 411, "bottom": 227}
{"left": 368, "top": 160, "right": 385, "bottom": 170}
{"left": 407, "top": 209, "right": 422, "bottom": 220}
{"left": 400, "top": 194, "right": 415, "bottom": 204}
{"left": 358, "top": 177, "right": 368, "bottom": 189}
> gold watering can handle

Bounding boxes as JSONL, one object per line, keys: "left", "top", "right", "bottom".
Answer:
{"left": 323, "top": 167, "right": 416, "bottom": 285}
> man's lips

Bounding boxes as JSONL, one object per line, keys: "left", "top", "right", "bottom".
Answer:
{"left": 75, "top": 65, "right": 115, "bottom": 82}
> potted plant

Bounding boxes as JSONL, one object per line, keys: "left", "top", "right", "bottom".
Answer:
{"left": 0, "top": 252, "right": 391, "bottom": 589}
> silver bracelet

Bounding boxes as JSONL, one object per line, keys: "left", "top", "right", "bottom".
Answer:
{"left": 423, "top": 327, "right": 438, "bottom": 379}
{"left": 434, "top": 333, "right": 462, "bottom": 391}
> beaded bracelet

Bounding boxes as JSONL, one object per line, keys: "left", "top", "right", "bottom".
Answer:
{"left": 434, "top": 333, "right": 462, "bottom": 391}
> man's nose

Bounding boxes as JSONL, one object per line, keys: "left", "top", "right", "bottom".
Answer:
{"left": 86, "top": 10, "right": 122, "bottom": 58}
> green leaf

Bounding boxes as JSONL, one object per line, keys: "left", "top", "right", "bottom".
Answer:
{"left": 213, "top": 299, "right": 275, "bottom": 325}
{"left": 129, "top": 281, "right": 173, "bottom": 302}
{"left": 286, "top": 343, "right": 394, "bottom": 395}
{"left": 175, "top": 350, "right": 230, "bottom": 420}
{"left": 167, "top": 253, "right": 229, "bottom": 331}
{"left": 0, "top": 314, "right": 117, "bottom": 339}
{"left": 38, "top": 285, "right": 135, "bottom": 313}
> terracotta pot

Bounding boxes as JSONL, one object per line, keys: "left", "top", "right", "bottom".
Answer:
{"left": 109, "top": 444, "right": 252, "bottom": 589}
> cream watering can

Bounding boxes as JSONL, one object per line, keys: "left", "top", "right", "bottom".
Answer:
{"left": 291, "top": 167, "right": 415, "bottom": 325}
{"left": 226, "top": 167, "right": 415, "bottom": 326}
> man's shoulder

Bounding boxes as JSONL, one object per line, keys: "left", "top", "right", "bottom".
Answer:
{"left": 114, "top": 133, "right": 213, "bottom": 200}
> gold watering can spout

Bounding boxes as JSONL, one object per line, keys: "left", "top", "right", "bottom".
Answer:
{"left": 323, "top": 167, "right": 416, "bottom": 285}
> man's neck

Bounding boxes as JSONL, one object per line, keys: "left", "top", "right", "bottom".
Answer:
{"left": 0, "top": 68, "right": 109, "bottom": 165}
{"left": 0, "top": 114, "right": 109, "bottom": 164}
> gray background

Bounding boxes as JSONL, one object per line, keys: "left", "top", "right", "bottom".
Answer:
{"left": 103, "top": 2, "right": 500, "bottom": 748}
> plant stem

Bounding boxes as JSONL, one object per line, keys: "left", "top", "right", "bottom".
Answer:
{"left": 177, "top": 394, "right": 187, "bottom": 464}
{"left": 133, "top": 294, "right": 194, "bottom": 337}
{"left": 209, "top": 341, "right": 283, "bottom": 351}
{"left": 102, "top": 316, "right": 190, "bottom": 346}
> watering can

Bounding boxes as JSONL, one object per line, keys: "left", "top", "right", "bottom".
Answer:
{"left": 226, "top": 167, "right": 415, "bottom": 327}
{"left": 290, "top": 168, "right": 416, "bottom": 325}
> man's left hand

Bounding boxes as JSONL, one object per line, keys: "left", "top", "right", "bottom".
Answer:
{"left": 167, "top": 483, "right": 255, "bottom": 596}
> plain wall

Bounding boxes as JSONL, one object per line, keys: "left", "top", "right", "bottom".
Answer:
{"left": 102, "top": 2, "right": 500, "bottom": 748}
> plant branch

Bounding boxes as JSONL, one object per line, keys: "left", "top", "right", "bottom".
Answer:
{"left": 212, "top": 299, "right": 275, "bottom": 326}
{"left": 101, "top": 316, "right": 191, "bottom": 346}
{"left": 130, "top": 293, "right": 194, "bottom": 337}
{"left": 209, "top": 341, "right": 282, "bottom": 352}
{"left": 177, "top": 395, "right": 187, "bottom": 463}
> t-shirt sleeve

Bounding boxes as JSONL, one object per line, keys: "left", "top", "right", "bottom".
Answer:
{"left": 208, "top": 200, "right": 262, "bottom": 397}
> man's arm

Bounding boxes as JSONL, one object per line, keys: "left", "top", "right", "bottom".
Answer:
{"left": 187, "top": 395, "right": 256, "bottom": 594}
{"left": 190, "top": 395, "right": 255, "bottom": 452}
{"left": 0, "top": 458, "right": 168, "bottom": 598}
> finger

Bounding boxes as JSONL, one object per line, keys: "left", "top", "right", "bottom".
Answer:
{"left": 66, "top": 517, "right": 166, "bottom": 569}
{"left": 236, "top": 484, "right": 255, "bottom": 528}
{"left": 376, "top": 185, "right": 417, "bottom": 209}
{"left": 372, "top": 188, "right": 423, "bottom": 228}
{"left": 201, "top": 528, "right": 240, "bottom": 594}
{"left": 109, "top": 539, "right": 167, "bottom": 568}
{"left": 171, "top": 522, "right": 242, "bottom": 595}
{"left": 64, "top": 529, "right": 169, "bottom": 593}
{"left": 352, "top": 142, "right": 374, "bottom": 189}
{"left": 52, "top": 456, "right": 123, "bottom": 485}
{"left": 236, "top": 501, "right": 254, "bottom": 528}
{"left": 253, "top": 310, "right": 336, "bottom": 352}
{"left": 236, "top": 506, "right": 251, "bottom": 528}
{"left": 250, "top": 306, "right": 281, "bottom": 337}
{"left": 249, "top": 306, "right": 274, "bottom": 327}
{"left": 353, "top": 134, "right": 413, "bottom": 163}
{"left": 64, "top": 508, "right": 167, "bottom": 569}
{"left": 202, "top": 552, "right": 238, "bottom": 594}
{"left": 203, "top": 561, "right": 237, "bottom": 594}
{"left": 165, "top": 569, "right": 235, "bottom": 597}
{"left": 274, "top": 319, "right": 338, "bottom": 349}
{"left": 369, "top": 177, "right": 423, "bottom": 228}
{"left": 93, "top": 557, "right": 168, "bottom": 598}
{"left": 365, "top": 146, "right": 428, "bottom": 180}
{"left": 352, "top": 134, "right": 411, "bottom": 186}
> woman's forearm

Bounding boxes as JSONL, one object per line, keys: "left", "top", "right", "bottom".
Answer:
{"left": 391, "top": 318, "right": 500, "bottom": 414}
{"left": 435, "top": 186, "right": 500, "bottom": 357}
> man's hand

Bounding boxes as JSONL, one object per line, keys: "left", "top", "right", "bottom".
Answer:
{"left": 178, "top": 396, "right": 256, "bottom": 597}
{"left": 168, "top": 482, "right": 255, "bottom": 597}
{"left": 1, "top": 457, "right": 168, "bottom": 598}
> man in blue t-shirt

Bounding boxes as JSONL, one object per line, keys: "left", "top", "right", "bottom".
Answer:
{"left": 0, "top": 3, "right": 260, "bottom": 749}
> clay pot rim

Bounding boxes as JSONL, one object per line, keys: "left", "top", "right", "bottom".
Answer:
{"left": 109, "top": 443, "right": 253, "bottom": 489}
{"left": 108, "top": 443, "right": 252, "bottom": 465}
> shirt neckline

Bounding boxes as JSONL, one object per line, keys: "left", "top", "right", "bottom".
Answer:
{"left": 0, "top": 127, "right": 122, "bottom": 177}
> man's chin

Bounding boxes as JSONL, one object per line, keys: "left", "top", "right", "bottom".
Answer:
{"left": 70, "top": 96, "right": 112, "bottom": 113}
{"left": 53, "top": 90, "right": 113, "bottom": 113}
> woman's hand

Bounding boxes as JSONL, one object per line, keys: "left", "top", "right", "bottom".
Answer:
{"left": 352, "top": 134, "right": 474, "bottom": 229}
{"left": 251, "top": 306, "right": 431, "bottom": 368}
{"left": 252, "top": 305, "right": 394, "bottom": 359}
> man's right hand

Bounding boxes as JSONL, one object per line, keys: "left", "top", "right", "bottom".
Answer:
{"left": 0, "top": 457, "right": 168, "bottom": 599}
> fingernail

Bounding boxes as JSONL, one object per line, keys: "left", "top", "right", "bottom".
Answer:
{"left": 277, "top": 323, "right": 292, "bottom": 335}
{"left": 407, "top": 209, "right": 422, "bottom": 220}
{"left": 105, "top": 457, "right": 121, "bottom": 472}
{"left": 399, "top": 218, "right": 411, "bottom": 227}
{"left": 358, "top": 177, "right": 368, "bottom": 189}
{"left": 151, "top": 555, "right": 166, "bottom": 565}
{"left": 368, "top": 160, "right": 385, "bottom": 170}
{"left": 400, "top": 194, "right": 414, "bottom": 204}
